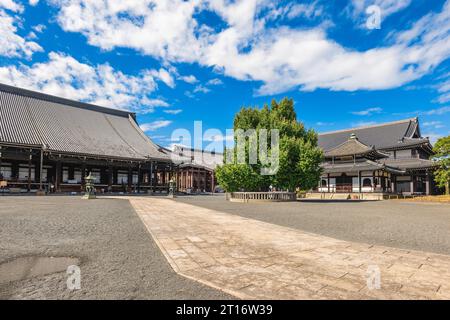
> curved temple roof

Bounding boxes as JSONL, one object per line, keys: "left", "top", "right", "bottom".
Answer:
{"left": 318, "top": 118, "right": 429, "bottom": 151}
{"left": 0, "top": 83, "right": 169, "bottom": 161}
{"left": 323, "top": 133, "right": 389, "bottom": 159}
{"left": 321, "top": 160, "right": 405, "bottom": 174}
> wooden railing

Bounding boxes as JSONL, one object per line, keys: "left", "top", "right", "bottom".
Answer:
{"left": 227, "top": 191, "right": 297, "bottom": 202}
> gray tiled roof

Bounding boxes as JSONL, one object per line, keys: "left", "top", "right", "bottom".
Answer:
{"left": 321, "top": 160, "right": 404, "bottom": 174}
{"left": 381, "top": 158, "right": 439, "bottom": 170}
{"left": 0, "top": 83, "right": 169, "bottom": 161}
{"left": 323, "top": 134, "right": 389, "bottom": 158}
{"left": 380, "top": 137, "right": 432, "bottom": 151}
{"left": 318, "top": 118, "right": 420, "bottom": 151}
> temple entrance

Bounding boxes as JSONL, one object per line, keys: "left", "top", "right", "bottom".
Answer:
{"left": 336, "top": 173, "right": 353, "bottom": 193}
{"left": 396, "top": 181, "right": 410, "bottom": 193}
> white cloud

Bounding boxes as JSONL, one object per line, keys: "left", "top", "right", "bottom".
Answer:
{"left": 0, "top": 2, "right": 42, "bottom": 58}
{"left": 0, "top": 0, "right": 23, "bottom": 12}
{"left": 27, "top": 31, "right": 37, "bottom": 39}
{"left": 53, "top": 0, "right": 203, "bottom": 62}
{"left": 316, "top": 121, "right": 334, "bottom": 126}
{"left": 286, "top": 2, "right": 323, "bottom": 20}
{"left": 206, "top": 78, "right": 223, "bottom": 85}
{"left": 422, "top": 132, "right": 443, "bottom": 144}
{"left": 193, "top": 84, "right": 210, "bottom": 93}
{"left": 184, "top": 90, "right": 195, "bottom": 98}
{"left": 422, "top": 106, "right": 450, "bottom": 116}
{"left": 437, "top": 92, "right": 450, "bottom": 104}
{"left": 140, "top": 120, "right": 172, "bottom": 132}
{"left": 263, "top": 1, "right": 324, "bottom": 22}
{"left": 150, "top": 68, "right": 175, "bottom": 88}
{"left": 48, "top": 0, "right": 450, "bottom": 96}
{"left": 32, "top": 24, "right": 46, "bottom": 33}
{"left": 351, "top": 107, "right": 383, "bottom": 116}
{"left": 351, "top": 121, "right": 378, "bottom": 128}
{"left": 350, "top": 0, "right": 411, "bottom": 21}
{"left": 178, "top": 74, "right": 198, "bottom": 84}
{"left": 140, "top": 97, "right": 169, "bottom": 108}
{"left": 163, "top": 109, "right": 183, "bottom": 115}
{"left": 0, "top": 52, "right": 170, "bottom": 112}
{"left": 29, "top": 0, "right": 39, "bottom": 6}
{"left": 423, "top": 121, "right": 444, "bottom": 129}
{"left": 435, "top": 77, "right": 450, "bottom": 103}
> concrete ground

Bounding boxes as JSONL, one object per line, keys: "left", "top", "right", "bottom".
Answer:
{"left": 131, "top": 197, "right": 450, "bottom": 299}
{"left": 175, "top": 195, "right": 450, "bottom": 255}
{"left": 0, "top": 196, "right": 231, "bottom": 299}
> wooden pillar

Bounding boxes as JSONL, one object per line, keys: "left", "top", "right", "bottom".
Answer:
{"left": 186, "top": 169, "right": 189, "bottom": 190}
{"left": 81, "top": 162, "right": 86, "bottom": 191}
{"left": 164, "top": 169, "right": 167, "bottom": 186}
{"left": 425, "top": 172, "right": 430, "bottom": 195}
{"left": 211, "top": 172, "right": 215, "bottom": 193}
{"left": 358, "top": 171, "right": 361, "bottom": 193}
{"left": 127, "top": 166, "right": 132, "bottom": 192}
{"left": 372, "top": 171, "right": 376, "bottom": 192}
{"left": 203, "top": 170, "right": 207, "bottom": 191}
{"left": 0, "top": 146, "right": 2, "bottom": 181}
{"left": 34, "top": 149, "right": 44, "bottom": 191}
{"left": 28, "top": 149, "right": 32, "bottom": 192}
{"left": 189, "top": 170, "right": 191, "bottom": 190}
{"left": 0, "top": 146, "right": 2, "bottom": 177}
{"left": 327, "top": 173, "right": 330, "bottom": 193}
{"left": 180, "top": 170, "right": 184, "bottom": 190}
{"left": 107, "top": 165, "right": 113, "bottom": 192}
{"left": 55, "top": 160, "right": 61, "bottom": 192}
{"left": 152, "top": 163, "right": 156, "bottom": 189}
{"left": 410, "top": 174, "right": 414, "bottom": 194}
{"left": 138, "top": 164, "right": 142, "bottom": 193}
{"left": 149, "top": 162, "right": 153, "bottom": 192}
{"left": 391, "top": 175, "right": 396, "bottom": 193}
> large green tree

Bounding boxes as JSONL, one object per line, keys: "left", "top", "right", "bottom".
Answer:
{"left": 433, "top": 135, "right": 450, "bottom": 195}
{"left": 215, "top": 98, "right": 323, "bottom": 192}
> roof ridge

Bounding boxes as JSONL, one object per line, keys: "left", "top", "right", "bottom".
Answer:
{"left": 319, "top": 117, "right": 417, "bottom": 136}
{"left": 324, "top": 134, "right": 372, "bottom": 153}
{"left": 103, "top": 113, "right": 142, "bottom": 158}
{"left": 0, "top": 82, "right": 133, "bottom": 118}
{"left": 127, "top": 115, "right": 170, "bottom": 160}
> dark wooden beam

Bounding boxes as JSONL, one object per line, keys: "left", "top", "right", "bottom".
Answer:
{"left": 28, "top": 149, "right": 32, "bottom": 192}
{"left": 55, "top": 160, "right": 61, "bottom": 192}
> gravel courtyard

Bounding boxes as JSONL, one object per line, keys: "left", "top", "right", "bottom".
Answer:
{"left": 0, "top": 196, "right": 231, "bottom": 300}
{"left": 2, "top": 194, "right": 450, "bottom": 299}
{"left": 175, "top": 195, "right": 450, "bottom": 255}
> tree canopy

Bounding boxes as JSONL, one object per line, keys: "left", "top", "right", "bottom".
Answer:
{"left": 215, "top": 98, "right": 323, "bottom": 192}
{"left": 432, "top": 135, "right": 450, "bottom": 195}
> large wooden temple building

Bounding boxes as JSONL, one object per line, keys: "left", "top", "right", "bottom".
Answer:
{"left": 316, "top": 118, "right": 439, "bottom": 198}
{"left": 0, "top": 83, "right": 174, "bottom": 194}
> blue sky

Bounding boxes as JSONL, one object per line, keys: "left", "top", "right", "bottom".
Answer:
{"left": 0, "top": 0, "right": 449, "bottom": 150}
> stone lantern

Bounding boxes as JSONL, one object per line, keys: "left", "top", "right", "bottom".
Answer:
{"left": 82, "top": 173, "right": 96, "bottom": 199}
{"left": 168, "top": 178, "right": 176, "bottom": 198}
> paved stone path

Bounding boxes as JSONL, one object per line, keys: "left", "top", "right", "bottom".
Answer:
{"left": 129, "top": 197, "right": 450, "bottom": 299}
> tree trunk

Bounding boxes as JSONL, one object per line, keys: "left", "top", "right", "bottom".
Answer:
{"left": 446, "top": 181, "right": 449, "bottom": 195}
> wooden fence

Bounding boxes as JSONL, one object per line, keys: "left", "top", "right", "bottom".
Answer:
{"left": 227, "top": 191, "right": 297, "bottom": 202}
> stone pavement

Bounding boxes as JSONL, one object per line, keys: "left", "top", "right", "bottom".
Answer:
{"left": 128, "top": 197, "right": 450, "bottom": 300}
